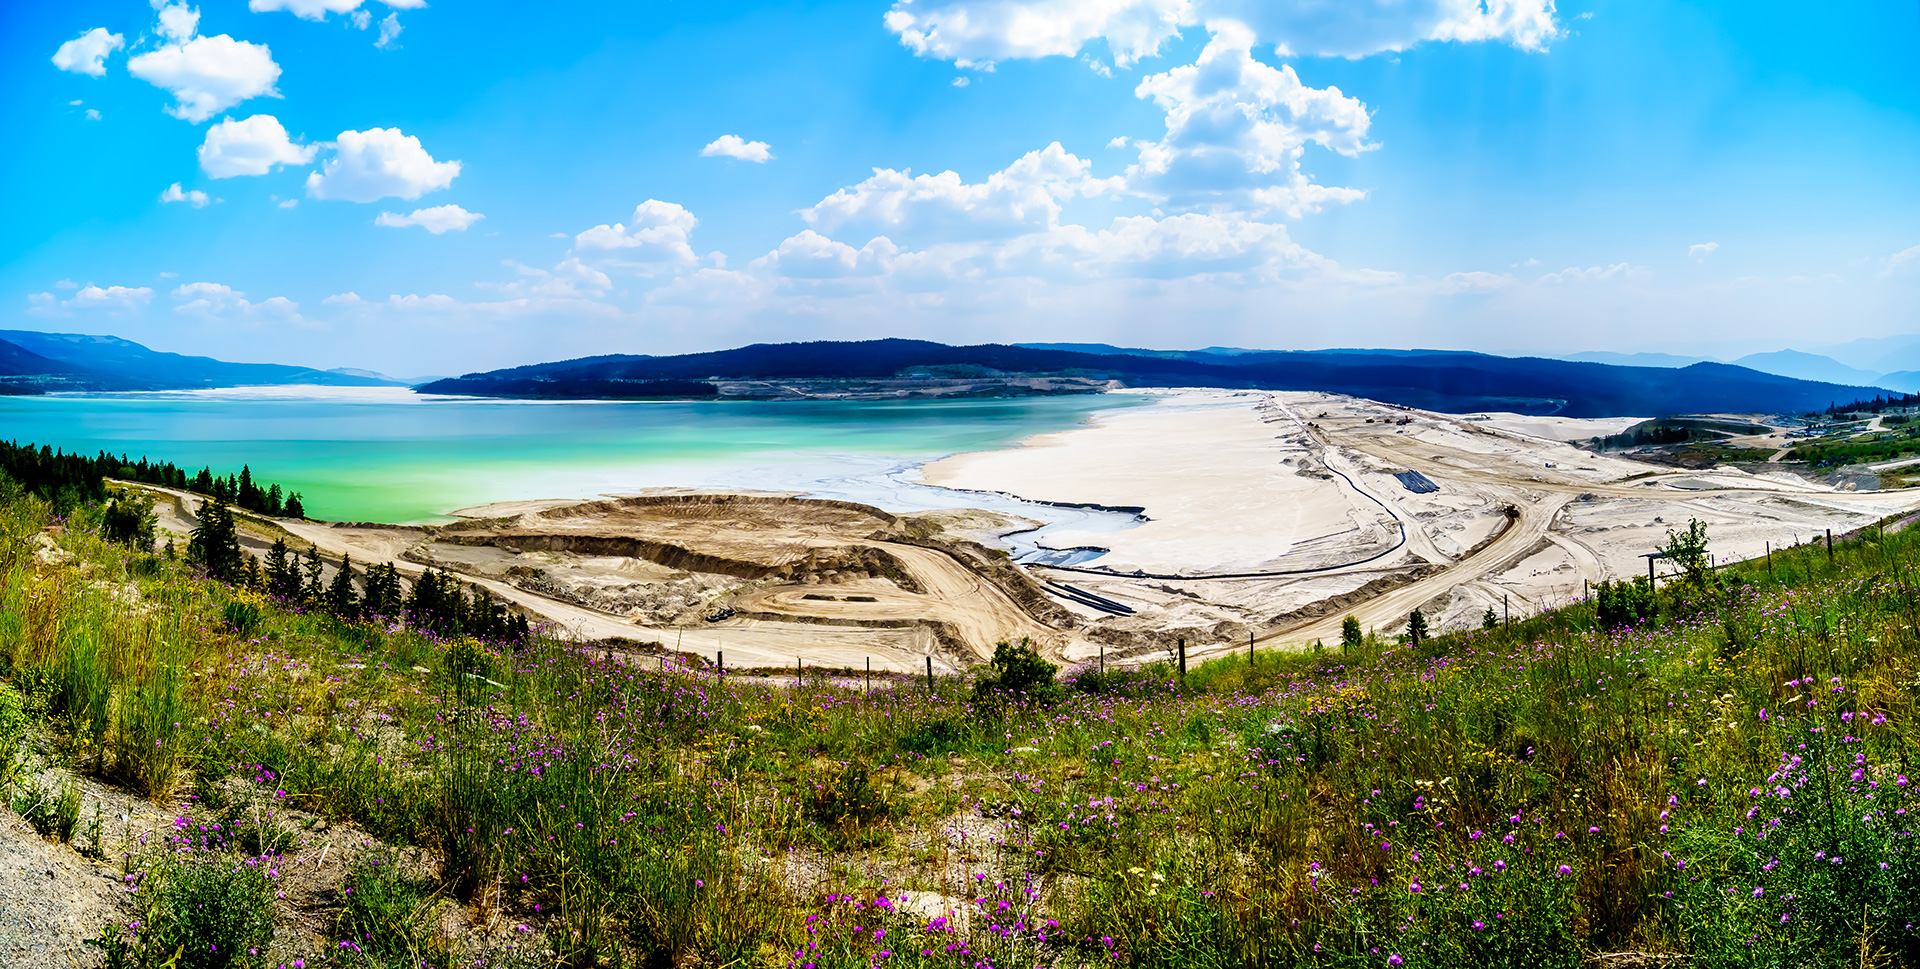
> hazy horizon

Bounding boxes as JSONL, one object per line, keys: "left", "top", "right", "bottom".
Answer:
{"left": 6, "top": 1, "right": 1918, "bottom": 375}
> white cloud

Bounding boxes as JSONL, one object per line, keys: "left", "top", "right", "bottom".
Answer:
{"left": 374, "top": 204, "right": 484, "bottom": 233}
{"left": 127, "top": 33, "right": 282, "bottom": 122}
{"left": 55, "top": 279, "right": 78, "bottom": 290}
{"left": 483, "top": 258, "right": 613, "bottom": 298}
{"left": 700, "top": 135, "right": 773, "bottom": 163}
{"left": 305, "top": 128, "right": 460, "bottom": 202}
{"left": 375, "top": 13, "right": 403, "bottom": 48}
{"left": 1125, "top": 22, "right": 1373, "bottom": 217}
{"left": 321, "top": 291, "right": 364, "bottom": 306}
{"left": 249, "top": 0, "right": 363, "bottom": 20}
{"left": 86, "top": 109, "right": 103, "bottom": 121}
{"left": 801, "top": 143, "right": 1109, "bottom": 243}
{"left": 31, "top": 284, "right": 155, "bottom": 316}
{"left": 752, "top": 231, "right": 899, "bottom": 279}
{"left": 51, "top": 27, "right": 125, "bottom": 77}
{"left": 171, "top": 281, "right": 304, "bottom": 324}
{"left": 160, "top": 182, "right": 213, "bottom": 207}
{"left": 885, "top": 0, "right": 1188, "bottom": 69}
{"left": 573, "top": 200, "right": 700, "bottom": 271}
{"left": 1689, "top": 241, "right": 1718, "bottom": 261}
{"left": 278, "top": 198, "right": 298, "bottom": 208}
{"left": 198, "top": 114, "right": 316, "bottom": 177}
{"left": 1539, "top": 263, "right": 1637, "bottom": 284}
{"left": 1437, "top": 270, "right": 1514, "bottom": 294}
{"left": 1884, "top": 244, "right": 1920, "bottom": 277}
{"left": 883, "top": 0, "right": 1558, "bottom": 66}
{"left": 952, "top": 76, "right": 971, "bottom": 88}
{"left": 351, "top": 9, "right": 371, "bottom": 28}
{"left": 156, "top": 3, "right": 201, "bottom": 43}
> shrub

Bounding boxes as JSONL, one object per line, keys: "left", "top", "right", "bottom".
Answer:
{"left": 806, "top": 759, "right": 894, "bottom": 847}
{"left": 971, "top": 638, "right": 1059, "bottom": 702}
{"left": 336, "top": 852, "right": 449, "bottom": 968}
{"left": 0, "top": 683, "right": 24, "bottom": 782}
{"left": 129, "top": 821, "right": 279, "bottom": 969}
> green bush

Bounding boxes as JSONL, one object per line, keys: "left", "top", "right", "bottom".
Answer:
{"left": 335, "top": 852, "right": 449, "bottom": 968}
{"left": 972, "top": 638, "right": 1059, "bottom": 702}
{"left": 132, "top": 842, "right": 277, "bottom": 969}
{"left": 0, "top": 683, "right": 24, "bottom": 782}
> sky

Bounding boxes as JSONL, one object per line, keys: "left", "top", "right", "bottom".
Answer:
{"left": 4, "top": 0, "right": 1919, "bottom": 376}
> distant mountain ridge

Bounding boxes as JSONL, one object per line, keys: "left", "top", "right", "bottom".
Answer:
{"left": 0, "top": 330, "right": 403, "bottom": 390}
{"left": 419, "top": 338, "right": 1885, "bottom": 418}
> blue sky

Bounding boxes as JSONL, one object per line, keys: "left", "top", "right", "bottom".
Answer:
{"left": 4, "top": 0, "right": 1919, "bottom": 375}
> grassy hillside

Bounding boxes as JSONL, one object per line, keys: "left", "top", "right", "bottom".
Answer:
{"left": 2, "top": 481, "right": 1919, "bottom": 966}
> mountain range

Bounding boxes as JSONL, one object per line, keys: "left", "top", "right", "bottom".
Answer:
{"left": 1563, "top": 345, "right": 1920, "bottom": 393}
{"left": 419, "top": 338, "right": 1890, "bottom": 418}
{"left": 0, "top": 330, "right": 406, "bottom": 392}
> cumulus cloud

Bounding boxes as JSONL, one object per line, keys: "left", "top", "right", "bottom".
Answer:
{"left": 250, "top": 0, "right": 423, "bottom": 19}
{"left": 1126, "top": 22, "right": 1372, "bottom": 217}
{"left": 127, "top": 31, "right": 282, "bottom": 122}
{"left": 700, "top": 135, "right": 774, "bottom": 163}
{"left": 376, "top": 14, "right": 404, "bottom": 48}
{"left": 483, "top": 258, "right": 613, "bottom": 298}
{"left": 160, "top": 182, "right": 213, "bottom": 207}
{"left": 374, "top": 204, "right": 484, "bottom": 233}
{"left": 29, "top": 284, "right": 155, "bottom": 316}
{"left": 305, "top": 128, "right": 460, "bottom": 202}
{"left": 156, "top": 3, "right": 201, "bottom": 43}
{"left": 1884, "top": 244, "right": 1920, "bottom": 277}
{"left": 198, "top": 114, "right": 316, "bottom": 177}
{"left": 801, "top": 143, "right": 1110, "bottom": 243}
{"left": 752, "top": 231, "right": 899, "bottom": 279}
{"left": 573, "top": 200, "right": 700, "bottom": 271}
{"left": 884, "top": 0, "right": 1558, "bottom": 67}
{"left": 1539, "top": 263, "right": 1637, "bottom": 284}
{"left": 51, "top": 27, "right": 125, "bottom": 76}
{"left": 1437, "top": 270, "right": 1514, "bottom": 294}
{"left": 1689, "top": 241, "right": 1718, "bottom": 261}
{"left": 171, "top": 281, "right": 304, "bottom": 323}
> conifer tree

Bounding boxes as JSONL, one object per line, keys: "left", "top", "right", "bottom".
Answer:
{"left": 187, "top": 499, "right": 243, "bottom": 582}
{"left": 265, "top": 538, "right": 300, "bottom": 600}
{"left": 284, "top": 493, "right": 305, "bottom": 519}
{"left": 302, "top": 546, "right": 324, "bottom": 602}
{"left": 326, "top": 553, "right": 359, "bottom": 617}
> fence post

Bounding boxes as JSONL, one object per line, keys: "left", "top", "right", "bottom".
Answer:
{"left": 1178, "top": 637, "right": 1187, "bottom": 687}
{"left": 926, "top": 655, "right": 934, "bottom": 694}
{"left": 717, "top": 650, "right": 723, "bottom": 677}
{"left": 865, "top": 656, "right": 871, "bottom": 695}
{"left": 1827, "top": 528, "right": 1834, "bottom": 562}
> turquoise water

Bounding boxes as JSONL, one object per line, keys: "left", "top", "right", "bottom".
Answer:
{"left": 0, "top": 388, "right": 1140, "bottom": 524}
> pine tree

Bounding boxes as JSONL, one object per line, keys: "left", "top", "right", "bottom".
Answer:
{"left": 238, "top": 465, "right": 258, "bottom": 511}
{"left": 284, "top": 493, "right": 305, "bottom": 519}
{"left": 302, "top": 547, "right": 324, "bottom": 602}
{"left": 191, "top": 467, "right": 214, "bottom": 494}
{"left": 326, "top": 553, "right": 359, "bottom": 617}
{"left": 265, "top": 483, "right": 283, "bottom": 517}
{"left": 1405, "top": 609, "right": 1429, "bottom": 646}
{"left": 1340, "top": 615, "right": 1363, "bottom": 652}
{"left": 243, "top": 555, "right": 264, "bottom": 589}
{"left": 187, "top": 499, "right": 244, "bottom": 582}
{"left": 1482, "top": 606, "right": 1499, "bottom": 630}
{"left": 265, "top": 539, "right": 300, "bottom": 600}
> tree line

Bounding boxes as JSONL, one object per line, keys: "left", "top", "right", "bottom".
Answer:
{"left": 179, "top": 496, "right": 529, "bottom": 644}
{"left": 0, "top": 438, "right": 305, "bottom": 518}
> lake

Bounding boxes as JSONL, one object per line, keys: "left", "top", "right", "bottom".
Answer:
{"left": 0, "top": 387, "right": 1144, "bottom": 558}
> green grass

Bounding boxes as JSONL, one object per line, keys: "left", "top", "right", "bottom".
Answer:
{"left": 6, "top": 483, "right": 1920, "bottom": 966}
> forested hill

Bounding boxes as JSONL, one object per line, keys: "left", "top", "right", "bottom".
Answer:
{"left": 416, "top": 339, "right": 1880, "bottom": 418}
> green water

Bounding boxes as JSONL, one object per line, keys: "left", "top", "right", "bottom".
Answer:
{"left": 0, "top": 388, "right": 1139, "bottom": 522}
